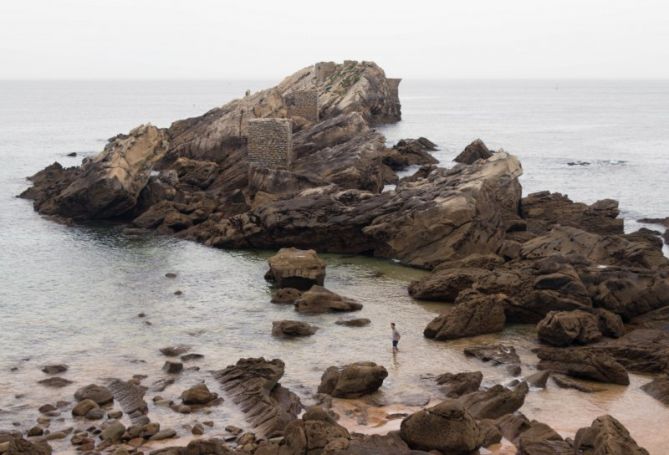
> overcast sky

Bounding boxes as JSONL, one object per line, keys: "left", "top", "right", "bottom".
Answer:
{"left": 1, "top": 0, "right": 668, "bottom": 80}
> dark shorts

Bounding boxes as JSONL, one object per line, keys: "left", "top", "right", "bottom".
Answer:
{"left": 392, "top": 340, "right": 399, "bottom": 347}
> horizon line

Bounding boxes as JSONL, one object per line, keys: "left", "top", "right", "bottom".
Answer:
{"left": 2, "top": 77, "right": 669, "bottom": 82}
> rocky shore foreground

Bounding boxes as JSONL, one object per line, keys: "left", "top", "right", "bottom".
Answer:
{"left": 12, "top": 60, "right": 669, "bottom": 454}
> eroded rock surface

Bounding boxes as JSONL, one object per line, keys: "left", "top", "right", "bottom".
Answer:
{"left": 317, "top": 362, "right": 388, "bottom": 398}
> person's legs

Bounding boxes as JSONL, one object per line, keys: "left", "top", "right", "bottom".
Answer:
{"left": 392, "top": 340, "right": 399, "bottom": 352}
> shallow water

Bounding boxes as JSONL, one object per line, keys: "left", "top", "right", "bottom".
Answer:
{"left": 1, "top": 79, "right": 668, "bottom": 453}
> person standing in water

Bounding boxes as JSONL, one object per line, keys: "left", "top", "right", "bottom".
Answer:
{"left": 391, "top": 322, "right": 401, "bottom": 352}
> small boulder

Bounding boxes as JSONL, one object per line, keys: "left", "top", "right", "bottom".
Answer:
{"left": 399, "top": 400, "right": 480, "bottom": 454}
{"left": 37, "top": 377, "right": 72, "bottom": 388}
{"left": 640, "top": 376, "right": 669, "bottom": 405}
{"left": 272, "top": 320, "right": 318, "bottom": 337}
{"left": 162, "top": 361, "right": 184, "bottom": 374}
{"left": 525, "top": 370, "right": 551, "bottom": 388}
{"left": 318, "top": 362, "right": 388, "bottom": 398}
{"left": 100, "top": 420, "right": 126, "bottom": 443}
{"left": 74, "top": 384, "right": 113, "bottom": 405}
{"left": 72, "top": 399, "right": 99, "bottom": 417}
{"left": 160, "top": 346, "right": 190, "bottom": 357}
{"left": 294, "top": 286, "right": 362, "bottom": 314}
{"left": 265, "top": 248, "right": 326, "bottom": 290}
{"left": 181, "top": 383, "right": 219, "bottom": 405}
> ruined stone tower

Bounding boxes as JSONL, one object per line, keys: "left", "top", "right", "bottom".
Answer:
{"left": 284, "top": 90, "right": 319, "bottom": 123}
{"left": 246, "top": 118, "right": 293, "bottom": 169}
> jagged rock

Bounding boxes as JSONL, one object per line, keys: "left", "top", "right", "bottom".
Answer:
{"left": 573, "top": 415, "right": 649, "bottom": 455}
{"left": 591, "top": 328, "right": 669, "bottom": 373}
{"left": 399, "top": 400, "right": 480, "bottom": 454}
{"left": 496, "top": 412, "right": 531, "bottom": 443}
{"left": 213, "top": 358, "right": 301, "bottom": 437}
{"left": 272, "top": 320, "right": 318, "bottom": 337}
{"left": 640, "top": 376, "right": 669, "bottom": 405}
{"left": 107, "top": 379, "right": 149, "bottom": 425}
{"left": 408, "top": 267, "right": 490, "bottom": 301}
{"left": 181, "top": 383, "right": 218, "bottom": 405}
{"left": 434, "top": 371, "right": 483, "bottom": 398}
{"left": 329, "top": 432, "right": 414, "bottom": 455}
{"left": 537, "top": 310, "right": 602, "bottom": 346}
{"left": 382, "top": 137, "right": 438, "bottom": 171}
{"left": 26, "top": 125, "right": 168, "bottom": 219}
{"left": 294, "top": 286, "right": 362, "bottom": 314}
{"left": 535, "top": 347, "right": 629, "bottom": 385}
{"left": 593, "top": 308, "right": 625, "bottom": 338}
{"left": 478, "top": 419, "right": 502, "bottom": 447}
{"left": 266, "top": 248, "right": 326, "bottom": 290}
{"left": 334, "top": 318, "right": 371, "bottom": 327}
{"left": 317, "top": 362, "right": 388, "bottom": 398}
{"left": 271, "top": 288, "right": 302, "bottom": 304}
{"left": 74, "top": 384, "right": 114, "bottom": 405}
{"left": 424, "top": 290, "right": 507, "bottom": 340}
{"left": 464, "top": 344, "right": 522, "bottom": 376}
{"left": 457, "top": 382, "right": 529, "bottom": 419}
{"left": 454, "top": 139, "right": 493, "bottom": 164}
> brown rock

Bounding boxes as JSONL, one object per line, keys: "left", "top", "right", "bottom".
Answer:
{"left": 294, "top": 286, "right": 362, "bottom": 314}
{"left": 271, "top": 288, "right": 302, "bottom": 304}
{"left": 536, "top": 347, "right": 629, "bottom": 385}
{"left": 537, "top": 310, "right": 602, "bottom": 346}
{"left": 574, "top": 415, "right": 649, "bottom": 455}
{"left": 74, "top": 384, "right": 113, "bottom": 405}
{"left": 318, "top": 362, "right": 388, "bottom": 398}
{"left": 457, "top": 382, "right": 529, "bottom": 419}
{"left": 454, "top": 139, "right": 493, "bottom": 164}
{"left": 266, "top": 248, "right": 326, "bottom": 290}
{"left": 181, "top": 383, "right": 218, "bottom": 405}
{"left": 271, "top": 320, "right": 318, "bottom": 337}
{"left": 435, "top": 371, "right": 483, "bottom": 398}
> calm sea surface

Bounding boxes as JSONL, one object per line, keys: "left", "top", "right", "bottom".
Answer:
{"left": 1, "top": 79, "right": 668, "bottom": 453}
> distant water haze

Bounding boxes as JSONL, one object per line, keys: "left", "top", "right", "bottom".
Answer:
{"left": 1, "top": 79, "right": 668, "bottom": 453}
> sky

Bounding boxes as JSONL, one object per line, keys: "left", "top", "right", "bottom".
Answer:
{"left": 0, "top": 0, "right": 668, "bottom": 80}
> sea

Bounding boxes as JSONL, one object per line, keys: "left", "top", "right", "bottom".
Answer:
{"left": 1, "top": 79, "right": 668, "bottom": 453}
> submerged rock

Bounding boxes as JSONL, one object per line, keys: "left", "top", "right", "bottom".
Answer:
{"left": 457, "top": 382, "right": 529, "bottom": 419}
{"left": 265, "top": 248, "right": 326, "bottom": 290}
{"left": 271, "top": 320, "right": 318, "bottom": 337}
{"left": 318, "top": 362, "right": 388, "bottom": 398}
{"left": 640, "top": 376, "right": 669, "bottom": 405}
{"left": 294, "top": 286, "right": 362, "bottom": 314}
{"left": 464, "top": 344, "right": 522, "bottom": 376}
{"left": 334, "top": 318, "right": 371, "bottom": 327}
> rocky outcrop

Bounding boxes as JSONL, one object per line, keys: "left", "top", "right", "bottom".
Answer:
{"left": 454, "top": 139, "right": 493, "bottom": 164}
{"left": 537, "top": 310, "right": 602, "bottom": 346}
{"left": 266, "top": 248, "right": 326, "bottom": 290}
{"left": 399, "top": 400, "right": 480, "bottom": 454}
{"left": 23, "top": 124, "right": 169, "bottom": 219}
{"left": 573, "top": 415, "right": 649, "bottom": 455}
{"left": 435, "top": 371, "right": 483, "bottom": 398}
{"left": 457, "top": 382, "right": 529, "bottom": 419}
{"left": 294, "top": 286, "right": 362, "bottom": 314}
{"left": 280, "top": 406, "right": 350, "bottom": 455}
{"left": 592, "top": 328, "right": 669, "bottom": 373}
{"left": 317, "top": 362, "right": 388, "bottom": 398}
{"left": 424, "top": 290, "right": 507, "bottom": 340}
{"left": 107, "top": 379, "right": 149, "bottom": 425}
{"left": 535, "top": 348, "right": 630, "bottom": 385}
{"left": 516, "top": 420, "right": 573, "bottom": 455}
{"left": 1, "top": 434, "right": 52, "bottom": 455}
{"left": 213, "top": 358, "right": 301, "bottom": 437}
{"left": 271, "top": 320, "right": 318, "bottom": 337}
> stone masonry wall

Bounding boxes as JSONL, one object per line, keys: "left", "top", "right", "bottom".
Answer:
{"left": 247, "top": 118, "right": 293, "bottom": 168}
{"left": 387, "top": 78, "right": 402, "bottom": 98}
{"left": 314, "top": 62, "right": 337, "bottom": 83}
{"left": 285, "top": 90, "right": 319, "bottom": 123}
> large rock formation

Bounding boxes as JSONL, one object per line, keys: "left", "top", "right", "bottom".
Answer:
{"left": 213, "top": 358, "right": 301, "bottom": 437}
{"left": 537, "top": 310, "right": 603, "bottom": 346}
{"left": 535, "top": 348, "right": 630, "bottom": 385}
{"left": 573, "top": 415, "right": 649, "bottom": 455}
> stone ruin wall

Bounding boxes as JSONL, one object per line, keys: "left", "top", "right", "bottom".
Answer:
{"left": 314, "top": 62, "right": 337, "bottom": 83}
{"left": 247, "top": 118, "right": 293, "bottom": 169}
{"left": 387, "top": 78, "right": 401, "bottom": 98}
{"left": 285, "top": 90, "right": 319, "bottom": 123}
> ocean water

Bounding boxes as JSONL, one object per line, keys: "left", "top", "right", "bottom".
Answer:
{"left": 1, "top": 79, "right": 668, "bottom": 454}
